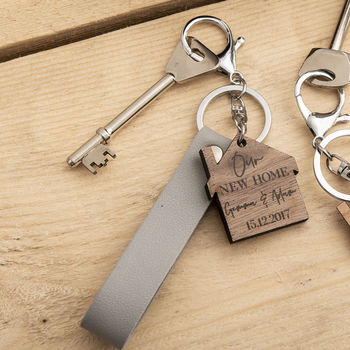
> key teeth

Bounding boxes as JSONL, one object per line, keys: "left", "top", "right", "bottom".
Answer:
{"left": 104, "top": 148, "right": 117, "bottom": 159}
{"left": 82, "top": 144, "right": 117, "bottom": 174}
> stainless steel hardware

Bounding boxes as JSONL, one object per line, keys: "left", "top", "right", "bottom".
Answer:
{"left": 67, "top": 16, "right": 246, "bottom": 175}
{"left": 66, "top": 37, "right": 220, "bottom": 174}
{"left": 299, "top": 0, "right": 350, "bottom": 88}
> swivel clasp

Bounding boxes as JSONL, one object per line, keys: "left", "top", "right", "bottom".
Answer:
{"left": 295, "top": 70, "right": 350, "bottom": 139}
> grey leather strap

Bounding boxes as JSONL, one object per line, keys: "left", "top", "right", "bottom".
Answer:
{"left": 81, "top": 127, "right": 230, "bottom": 349}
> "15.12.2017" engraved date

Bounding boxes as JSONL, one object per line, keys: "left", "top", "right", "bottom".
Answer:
{"left": 246, "top": 209, "right": 290, "bottom": 230}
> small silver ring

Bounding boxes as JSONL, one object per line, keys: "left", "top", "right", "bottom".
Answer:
{"left": 181, "top": 16, "right": 233, "bottom": 62}
{"left": 196, "top": 85, "right": 271, "bottom": 143}
{"left": 313, "top": 129, "right": 350, "bottom": 201}
{"left": 312, "top": 135, "right": 324, "bottom": 149}
{"left": 230, "top": 71, "right": 244, "bottom": 84}
{"left": 313, "top": 136, "right": 333, "bottom": 160}
{"left": 230, "top": 72, "right": 247, "bottom": 100}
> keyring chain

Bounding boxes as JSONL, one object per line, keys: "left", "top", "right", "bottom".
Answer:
{"left": 313, "top": 135, "right": 350, "bottom": 181}
{"left": 230, "top": 71, "right": 248, "bottom": 145}
{"left": 326, "top": 154, "right": 350, "bottom": 180}
{"left": 230, "top": 71, "right": 247, "bottom": 99}
{"left": 231, "top": 97, "right": 247, "bottom": 145}
{"left": 313, "top": 130, "right": 350, "bottom": 201}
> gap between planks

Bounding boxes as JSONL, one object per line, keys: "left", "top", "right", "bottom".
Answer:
{"left": 0, "top": 0, "right": 223, "bottom": 64}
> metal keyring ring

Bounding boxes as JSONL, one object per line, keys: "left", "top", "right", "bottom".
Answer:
{"left": 196, "top": 85, "right": 271, "bottom": 142}
{"left": 181, "top": 16, "right": 233, "bottom": 62}
{"left": 313, "top": 129, "right": 350, "bottom": 201}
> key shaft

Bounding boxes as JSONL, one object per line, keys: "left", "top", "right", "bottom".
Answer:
{"left": 66, "top": 35, "right": 223, "bottom": 174}
{"left": 67, "top": 74, "right": 175, "bottom": 167}
{"left": 105, "top": 74, "right": 175, "bottom": 136}
{"left": 299, "top": 0, "right": 350, "bottom": 88}
{"left": 331, "top": 0, "right": 350, "bottom": 50}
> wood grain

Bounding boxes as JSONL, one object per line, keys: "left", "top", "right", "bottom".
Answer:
{"left": 200, "top": 135, "right": 308, "bottom": 242}
{"left": 0, "top": 0, "right": 220, "bottom": 63}
{"left": 0, "top": 1, "right": 350, "bottom": 349}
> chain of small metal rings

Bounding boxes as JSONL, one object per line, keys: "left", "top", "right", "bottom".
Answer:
{"left": 230, "top": 71, "right": 247, "bottom": 145}
{"left": 313, "top": 135, "right": 348, "bottom": 176}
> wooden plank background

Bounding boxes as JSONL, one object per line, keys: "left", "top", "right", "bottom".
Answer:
{"left": 0, "top": 0, "right": 350, "bottom": 349}
{"left": 0, "top": 0, "right": 220, "bottom": 62}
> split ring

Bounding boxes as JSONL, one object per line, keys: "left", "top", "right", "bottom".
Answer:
{"left": 196, "top": 85, "right": 271, "bottom": 142}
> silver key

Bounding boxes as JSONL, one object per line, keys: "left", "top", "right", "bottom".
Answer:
{"left": 67, "top": 15, "right": 245, "bottom": 174}
{"left": 299, "top": 0, "right": 350, "bottom": 88}
{"left": 67, "top": 37, "right": 219, "bottom": 174}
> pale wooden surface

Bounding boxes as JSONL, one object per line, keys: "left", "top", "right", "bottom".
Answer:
{"left": 0, "top": 0, "right": 218, "bottom": 62}
{"left": 0, "top": 1, "right": 350, "bottom": 349}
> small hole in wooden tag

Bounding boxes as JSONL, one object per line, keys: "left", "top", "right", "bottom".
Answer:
{"left": 237, "top": 138, "right": 247, "bottom": 147}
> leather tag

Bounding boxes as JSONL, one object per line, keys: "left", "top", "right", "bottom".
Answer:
{"left": 337, "top": 202, "right": 350, "bottom": 226}
{"left": 81, "top": 127, "right": 232, "bottom": 350}
{"left": 200, "top": 135, "right": 309, "bottom": 243}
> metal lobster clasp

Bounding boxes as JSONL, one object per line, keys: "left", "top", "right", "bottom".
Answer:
{"left": 295, "top": 70, "right": 350, "bottom": 138}
{"left": 181, "top": 15, "right": 245, "bottom": 79}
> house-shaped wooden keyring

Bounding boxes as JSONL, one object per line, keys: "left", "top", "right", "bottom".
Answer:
{"left": 199, "top": 135, "right": 308, "bottom": 243}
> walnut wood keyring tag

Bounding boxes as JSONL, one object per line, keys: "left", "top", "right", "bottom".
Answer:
{"left": 200, "top": 134, "right": 309, "bottom": 243}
